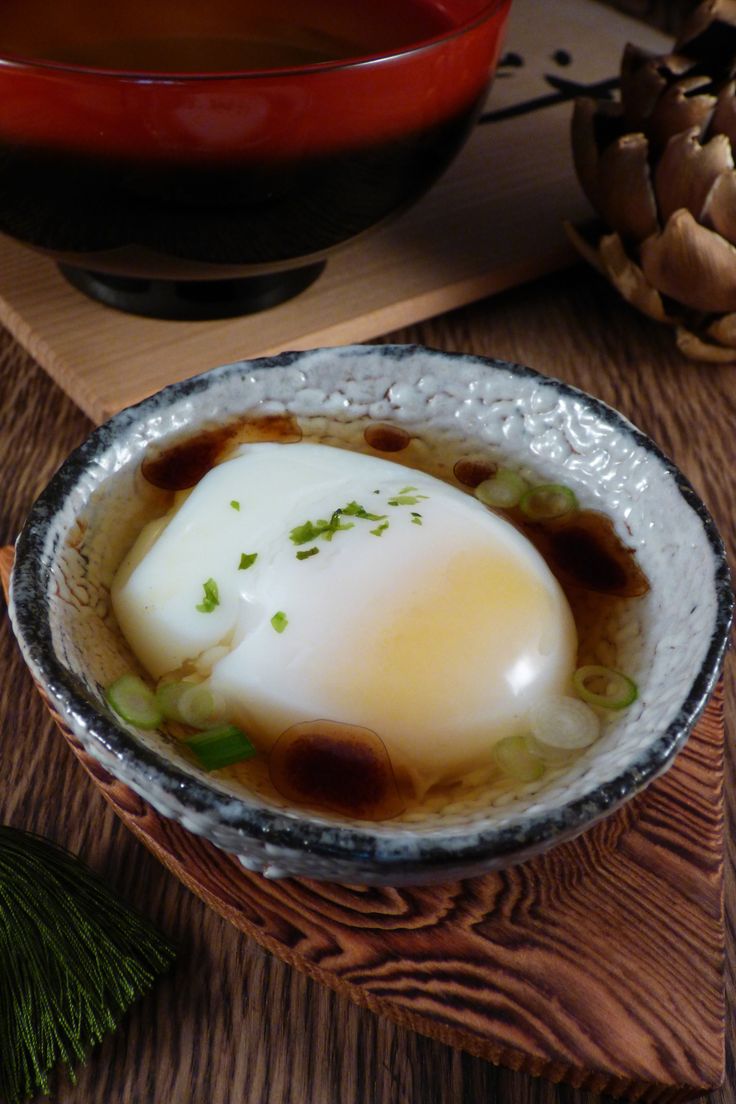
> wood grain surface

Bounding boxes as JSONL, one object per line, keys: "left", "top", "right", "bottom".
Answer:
{"left": 0, "top": 537, "right": 724, "bottom": 1104}
{"left": 1, "top": 266, "right": 734, "bottom": 1104}
{"left": 0, "top": 538, "right": 727, "bottom": 1099}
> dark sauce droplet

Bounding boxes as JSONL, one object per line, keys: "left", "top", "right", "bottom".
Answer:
{"left": 269, "top": 720, "right": 405, "bottom": 820}
{"left": 141, "top": 413, "right": 302, "bottom": 491}
{"left": 453, "top": 457, "right": 497, "bottom": 488}
{"left": 526, "top": 510, "right": 649, "bottom": 597}
{"left": 141, "top": 426, "right": 232, "bottom": 490}
{"left": 364, "top": 423, "right": 411, "bottom": 452}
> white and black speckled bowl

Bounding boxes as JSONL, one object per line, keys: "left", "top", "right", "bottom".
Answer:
{"left": 8, "top": 345, "right": 733, "bottom": 884}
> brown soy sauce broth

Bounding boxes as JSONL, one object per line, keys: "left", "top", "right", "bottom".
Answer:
{"left": 140, "top": 412, "right": 303, "bottom": 491}
{"left": 1, "top": 0, "right": 454, "bottom": 71}
{"left": 136, "top": 414, "right": 650, "bottom": 825}
{"left": 452, "top": 452, "right": 650, "bottom": 730}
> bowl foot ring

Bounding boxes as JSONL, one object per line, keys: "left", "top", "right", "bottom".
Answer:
{"left": 58, "top": 261, "right": 326, "bottom": 321}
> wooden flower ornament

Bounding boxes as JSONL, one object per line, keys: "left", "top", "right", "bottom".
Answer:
{"left": 569, "top": 0, "right": 736, "bottom": 362}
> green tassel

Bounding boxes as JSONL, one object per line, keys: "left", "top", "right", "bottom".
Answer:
{"left": 0, "top": 826, "right": 176, "bottom": 1103}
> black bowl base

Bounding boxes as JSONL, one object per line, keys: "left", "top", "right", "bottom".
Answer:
{"left": 58, "top": 262, "right": 327, "bottom": 321}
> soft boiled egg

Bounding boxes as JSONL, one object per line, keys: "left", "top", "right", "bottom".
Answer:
{"left": 112, "top": 441, "right": 577, "bottom": 799}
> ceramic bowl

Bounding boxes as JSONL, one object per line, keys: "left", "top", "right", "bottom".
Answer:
{"left": 8, "top": 345, "right": 733, "bottom": 884}
{"left": 0, "top": 0, "right": 511, "bottom": 319}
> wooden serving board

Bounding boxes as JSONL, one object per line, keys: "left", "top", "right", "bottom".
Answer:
{"left": 0, "top": 0, "right": 671, "bottom": 424}
{"left": 0, "top": 548, "right": 725, "bottom": 1101}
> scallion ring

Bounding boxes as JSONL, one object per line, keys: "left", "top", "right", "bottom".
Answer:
{"left": 519, "top": 483, "right": 578, "bottom": 521}
{"left": 573, "top": 665, "right": 638, "bottom": 710}
{"left": 187, "top": 724, "right": 256, "bottom": 771}
{"left": 178, "top": 684, "right": 226, "bottom": 729}
{"left": 475, "top": 468, "right": 529, "bottom": 509}
{"left": 106, "top": 673, "right": 162, "bottom": 730}
{"left": 492, "top": 735, "right": 545, "bottom": 782}
{"left": 155, "top": 680, "right": 191, "bottom": 723}
{"left": 529, "top": 695, "right": 600, "bottom": 750}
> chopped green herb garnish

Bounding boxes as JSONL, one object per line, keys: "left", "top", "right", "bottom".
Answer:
{"left": 290, "top": 514, "right": 353, "bottom": 545}
{"left": 388, "top": 493, "right": 428, "bottom": 507}
{"left": 373, "top": 489, "right": 380, "bottom": 494}
{"left": 290, "top": 498, "right": 395, "bottom": 546}
{"left": 370, "top": 521, "right": 389, "bottom": 537}
{"left": 238, "top": 552, "right": 258, "bottom": 571}
{"left": 290, "top": 520, "right": 322, "bottom": 545}
{"left": 411, "top": 515, "right": 422, "bottom": 526}
{"left": 399, "top": 486, "right": 417, "bottom": 493}
{"left": 296, "top": 547, "right": 320, "bottom": 560}
{"left": 230, "top": 500, "right": 240, "bottom": 511}
{"left": 341, "top": 500, "right": 387, "bottom": 522}
{"left": 324, "top": 509, "right": 352, "bottom": 541}
{"left": 271, "top": 611, "right": 288, "bottom": 633}
{"left": 196, "top": 577, "right": 220, "bottom": 613}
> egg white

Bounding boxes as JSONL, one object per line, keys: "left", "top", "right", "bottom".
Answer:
{"left": 112, "top": 441, "right": 577, "bottom": 797}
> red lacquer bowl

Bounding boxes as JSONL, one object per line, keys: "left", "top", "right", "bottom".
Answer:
{"left": 0, "top": 0, "right": 512, "bottom": 319}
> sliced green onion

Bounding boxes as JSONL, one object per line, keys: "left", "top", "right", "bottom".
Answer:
{"left": 186, "top": 724, "right": 256, "bottom": 771}
{"left": 178, "top": 684, "right": 225, "bottom": 729}
{"left": 527, "top": 736, "right": 575, "bottom": 766}
{"left": 573, "top": 665, "right": 638, "bottom": 710}
{"left": 475, "top": 468, "right": 529, "bottom": 509}
{"left": 155, "top": 680, "right": 191, "bottom": 723}
{"left": 519, "top": 483, "right": 578, "bottom": 521}
{"left": 106, "top": 674, "right": 162, "bottom": 729}
{"left": 239, "top": 552, "right": 258, "bottom": 571}
{"left": 529, "top": 695, "right": 600, "bottom": 750}
{"left": 493, "top": 735, "right": 545, "bottom": 782}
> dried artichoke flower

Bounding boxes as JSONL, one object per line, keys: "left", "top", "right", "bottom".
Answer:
{"left": 568, "top": 0, "right": 736, "bottom": 361}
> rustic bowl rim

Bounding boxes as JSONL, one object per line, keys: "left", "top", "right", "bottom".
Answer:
{"left": 9, "top": 345, "right": 734, "bottom": 877}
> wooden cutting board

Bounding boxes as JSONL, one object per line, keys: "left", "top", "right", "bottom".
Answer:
{"left": 0, "top": 0, "right": 671, "bottom": 424}
{"left": 0, "top": 547, "right": 725, "bottom": 1101}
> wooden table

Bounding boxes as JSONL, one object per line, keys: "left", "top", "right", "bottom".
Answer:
{"left": 1, "top": 266, "right": 733, "bottom": 1103}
